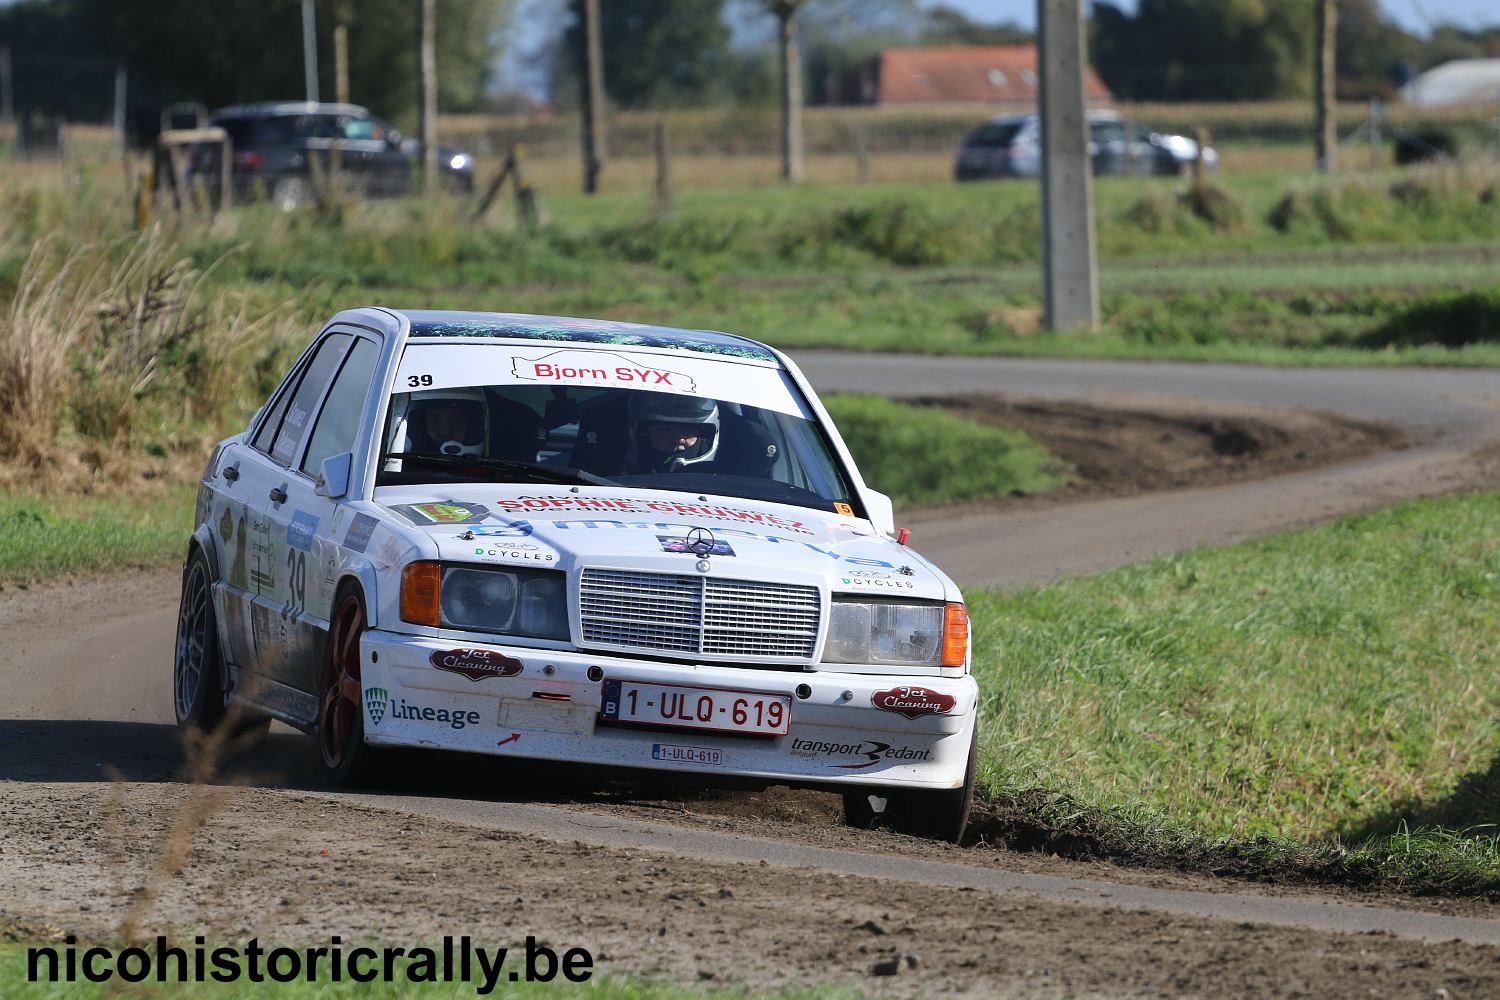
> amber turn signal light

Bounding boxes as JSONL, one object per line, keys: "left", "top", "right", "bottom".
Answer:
{"left": 941, "top": 603, "right": 969, "bottom": 667}
{"left": 400, "top": 561, "right": 441, "bottom": 626}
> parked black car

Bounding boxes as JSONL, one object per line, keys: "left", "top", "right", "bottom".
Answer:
{"left": 189, "top": 102, "right": 475, "bottom": 208}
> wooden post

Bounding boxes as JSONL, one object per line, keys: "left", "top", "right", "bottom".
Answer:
{"left": 333, "top": 17, "right": 349, "bottom": 180}
{"left": 511, "top": 144, "right": 538, "bottom": 232}
{"left": 1369, "top": 98, "right": 1381, "bottom": 170}
{"left": 853, "top": 123, "right": 869, "bottom": 184}
{"left": 1193, "top": 127, "right": 1210, "bottom": 196}
{"left": 219, "top": 135, "right": 232, "bottom": 212}
{"left": 472, "top": 150, "right": 515, "bottom": 221}
{"left": 771, "top": 1, "right": 806, "bottom": 183}
{"left": 419, "top": 0, "right": 438, "bottom": 198}
{"left": 579, "top": 0, "right": 606, "bottom": 194}
{"left": 1314, "top": 0, "right": 1337, "bottom": 172}
{"left": 653, "top": 119, "right": 671, "bottom": 214}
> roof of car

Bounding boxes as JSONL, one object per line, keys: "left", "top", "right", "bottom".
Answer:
{"left": 394, "top": 310, "right": 781, "bottom": 363}
{"left": 211, "top": 101, "right": 371, "bottom": 119}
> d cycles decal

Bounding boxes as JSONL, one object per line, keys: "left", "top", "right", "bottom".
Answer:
{"left": 789, "top": 738, "right": 932, "bottom": 770}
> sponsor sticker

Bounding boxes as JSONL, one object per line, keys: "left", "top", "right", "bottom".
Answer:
{"left": 652, "top": 744, "right": 723, "bottom": 767}
{"left": 366, "top": 687, "right": 483, "bottom": 730}
{"left": 789, "top": 738, "right": 932, "bottom": 770}
{"left": 512, "top": 351, "right": 699, "bottom": 393}
{"left": 839, "top": 575, "right": 915, "bottom": 590}
{"left": 286, "top": 510, "right": 319, "bottom": 552}
{"left": 833, "top": 502, "right": 854, "bottom": 516}
{"left": 395, "top": 502, "right": 490, "bottom": 525}
{"left": 365, "top": 686, "right": 390, "bottom": 725}
{"left": 343, "top": 513, "right": 378, "bottom": 553}
{"left": 657, "top": 534, "right": 735, "bottom": 557}
{"left": 430, "top": 648, "right": 524, "bottom": 682}
{"left": 492, "top": 496, "right": 813, "bottom": 534}
{"left": 871, "top": 686, "right": 957, "bottom": 720}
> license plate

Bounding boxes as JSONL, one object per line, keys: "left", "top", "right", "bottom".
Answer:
{"left": 600, "top": 680, "right": 791, "bottom": 736}
{"left": 652, "top": 744, "right": 723, "bottom": 766}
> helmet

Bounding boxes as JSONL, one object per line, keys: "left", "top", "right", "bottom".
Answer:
{"left": 629, "top": 392, "right": 719, "bottom": 471}
{"left": 406, "top": 387, "right": 488, "bottom": 457}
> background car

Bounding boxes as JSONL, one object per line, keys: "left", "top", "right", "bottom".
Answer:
{"left": 954, "top": 109, "right": 1218, "bottom": 180}
{"left": 189, "top": 101, "right": 475, "bottom": 209}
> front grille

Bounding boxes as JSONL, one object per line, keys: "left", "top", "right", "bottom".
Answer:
{"left": 580, "top": 568, "right": 820, "bottom": 661}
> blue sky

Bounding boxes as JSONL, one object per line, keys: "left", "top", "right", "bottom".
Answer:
{"left": 937, "top": 0, "right": 1499, "bottom": 34}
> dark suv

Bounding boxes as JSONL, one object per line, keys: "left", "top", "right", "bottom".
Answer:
{"left": 191, "top": 102, "right": 475, "bottom": 208}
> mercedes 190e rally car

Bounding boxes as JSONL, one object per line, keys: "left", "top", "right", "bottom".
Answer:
{"left": 174, "top": 309, "right": 978, "bottom": 840}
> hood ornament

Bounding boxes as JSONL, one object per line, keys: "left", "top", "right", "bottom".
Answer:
{"left": 686, "top": 526, "right": 715, "bottom": 573}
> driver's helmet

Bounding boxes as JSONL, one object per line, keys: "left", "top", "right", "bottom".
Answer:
{"left": 629, "top": 392, "right": 719, "bottom": 471}
{"left": 406, "top": 387, "right": 488, "bottom": 457}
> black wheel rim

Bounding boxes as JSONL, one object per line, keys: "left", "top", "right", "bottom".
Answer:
{"left": 173, "top": 561, "right": 211, "bottom": 722}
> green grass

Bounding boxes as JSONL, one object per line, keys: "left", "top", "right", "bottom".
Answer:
{"left": 0, "top": 944, "right": 851, "bottom": 999}
{"left": 968, "top": 491, "right": 1500, "bottom": 890}
{"left": 822, "top": 395, "right": 1068, "bottom": 507}
{"left": 0, "top": 486, "right": 196, "bottom": 584}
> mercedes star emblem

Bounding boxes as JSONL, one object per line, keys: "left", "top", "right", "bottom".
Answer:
{"left": 685, "top": 526, "right": 716, "bottom": 557}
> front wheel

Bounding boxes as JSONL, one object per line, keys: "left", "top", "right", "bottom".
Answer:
{"left": 317, "top": 584, "right": 382, "bottom": 786}
{"left": 842, "top": 725, "right": 978, "bottom": 843}
{"left": 174, "top": 548, "right": 226, "bottom": 731}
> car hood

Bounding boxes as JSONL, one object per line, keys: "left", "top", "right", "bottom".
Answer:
{"left": 375, "top": 484, "right": 956, "bottom": 602}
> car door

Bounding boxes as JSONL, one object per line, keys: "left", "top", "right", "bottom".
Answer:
{"left": 266, "top": 332, "right": 382, "bottom": 698}
{"left": 233, "top": 331, "right": 354, "bottom": 723}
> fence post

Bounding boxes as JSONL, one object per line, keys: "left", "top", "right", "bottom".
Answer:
{"left": 512, "top": 143, "right": 539, "bottom": 232}
{"left": 1369, "top": 98, "right": 1381, "bottom": 170}
{"left": 853, "top": 123, "right": 869, "bottom": 184}
{"left": 1193, "top": 127, "right": 1210, "bottom": 196}
{"left": 654, "top": 119, "right": 672, "bottom": 214}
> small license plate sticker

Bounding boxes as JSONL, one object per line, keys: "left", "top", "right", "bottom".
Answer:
{"left": 599, "top": 679, "right": 791, "bottom": 736}
{"left": 652, "top": 744, "right": 723, "bottom": 766}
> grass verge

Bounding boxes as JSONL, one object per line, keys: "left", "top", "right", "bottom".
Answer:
{"left": 822, "top": 395, "right": 1068, "bottom": 507}
{"left": 0, "top": 486, "right": 196, "bottom": 584}
{"left": 967, "top": 490, "right": 1500, "bottom": 894}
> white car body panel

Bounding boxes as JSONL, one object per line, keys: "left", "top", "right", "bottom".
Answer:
{"left": 190, "top": 307, "right": 977, "bottom": 792}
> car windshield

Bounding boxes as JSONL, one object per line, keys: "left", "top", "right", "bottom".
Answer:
{"left": 964, "top": 122, "right": 1023, "bottom": 148}
{"left": 376, "top": 342, "right": 858, "bottom": 515}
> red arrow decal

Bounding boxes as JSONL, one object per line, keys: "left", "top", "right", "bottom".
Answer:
{"left": 496, "top": 733, "right": 522, "bottom": 747}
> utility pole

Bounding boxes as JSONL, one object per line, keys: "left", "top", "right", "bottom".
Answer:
{"left": 1037, "top": 0, "right": 1098, "bottom": 332}
{"left": 1315, "top": 0, "right": 1336, "bottom": 172}
{"left": 770, "top": 0, "right": 806, "bottom": 183}
{"left": 579, "top": 0, "right": 605, "bottom": 194}
{"left": 302, "top": 0, "right": 320, "bottom": 103}
{"left": 1, "top": 47, "right": 13, "bottom": 126}
{"left": 113, "top": 62, "right": 127, "bottom": 152}
{"left": 419, "top": 0, "right": 438, "bottom": 197}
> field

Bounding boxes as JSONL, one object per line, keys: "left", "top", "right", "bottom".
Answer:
{"left": 3, "top": 125, "right": 1500, "bottom": 921}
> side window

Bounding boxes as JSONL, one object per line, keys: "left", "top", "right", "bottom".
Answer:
{"left": 301, "top": 338, "right": 379, "bottom": 476}
{"left": 269, "top": 334, "right": 352, "bottom": 467}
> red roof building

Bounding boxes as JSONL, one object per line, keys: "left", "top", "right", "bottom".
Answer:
{"left": 851, "top": 46, "right": 1112, "bottom": 107}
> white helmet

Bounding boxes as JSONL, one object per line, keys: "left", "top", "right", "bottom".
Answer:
{"left": 629, "top": 392, "right": 719, "bottom": 471}
{"left": 406, "top": 387, "right": 488, "bottom": 457}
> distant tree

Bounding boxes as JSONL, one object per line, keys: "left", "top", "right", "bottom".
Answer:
{"left": 1334, "top": 0, "right": 1420, "bottom": 99}
{"left": 557, "top": 0, "right": 730, "bottom": 108}
{"left": 1091, "top": 0, "right": 1312, "bottom": 102}
{"left": 921, "top": 4, "right": 1031, "bottom": 46}
{"left": 0, "top": 0, "right": 505, "bottom": 134}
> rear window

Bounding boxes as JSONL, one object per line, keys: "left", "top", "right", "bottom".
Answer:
{"left": 964, "top": 123, "right": 1023, "bottom": 148}
{"left": 215, "top": 115, "right": 336, "bottom": 146}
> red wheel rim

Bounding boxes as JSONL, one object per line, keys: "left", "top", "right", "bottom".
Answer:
{"left": 320, "top": 593, "right": 364, "bottom": 770}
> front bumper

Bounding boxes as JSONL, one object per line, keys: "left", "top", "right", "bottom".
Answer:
{"left": 359, "top": 630, "right": 979, "bottom": 790}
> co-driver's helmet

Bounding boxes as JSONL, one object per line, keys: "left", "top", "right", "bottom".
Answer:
{"left": 628, "top": 392, "right": 719, "bottom": 471}
{"left": 406, "top": 387, "right": 488, "bottom": 457}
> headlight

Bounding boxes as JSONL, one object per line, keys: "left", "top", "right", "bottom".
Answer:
{"left": 448, "top": 153, "right": 469, "bottom": 170}
{"left": 823, "top": 600, "right": 968, "bottom": 668}
{"left": 401, "top": 562, "right": 568, "bottom": 640}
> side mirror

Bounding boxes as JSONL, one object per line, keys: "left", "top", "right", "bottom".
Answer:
{"left": 864, "top": 489, "right": 896, "bottom": 540}
{"left": 316, "top": 451, "right": 353, "bottom": 499}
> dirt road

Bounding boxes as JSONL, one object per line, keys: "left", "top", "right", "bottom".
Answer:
{"left": 4, "top": 357, "right": 1499, "bottom": 996}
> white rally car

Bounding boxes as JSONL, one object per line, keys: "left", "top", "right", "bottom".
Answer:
{"left": 174, "top": 309, "right": 979, "bottom": 840}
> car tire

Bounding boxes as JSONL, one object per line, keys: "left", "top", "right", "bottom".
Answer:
{"left": 272, "top": 176, "right": 308, "bottom": 212}
{"left": 841, "top": 725, "right": 978, "bottom": 843}
{"left": 316, "top": 583, "right": 383, "bottom": 787}
{"left": 174, "top": 547, "right": 228, "bottom": 732}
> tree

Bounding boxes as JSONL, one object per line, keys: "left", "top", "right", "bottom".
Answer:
{"left": 0, "top": 0, "right": 505, "bottom": 134}
{"left": 922, "top": 4, "right": 1031, "bottom": 46}
{"left": 1334, "top": 0, "right": 1420, "bottom": 99}
{"left": 557, "top": 0, "right": 730, "bottom": 109}
{"left": 1091, "top": 0, "right": 1313, "bottom": 102}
